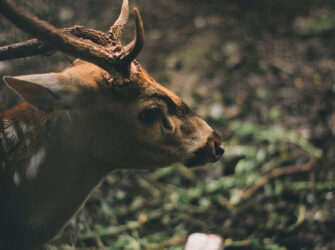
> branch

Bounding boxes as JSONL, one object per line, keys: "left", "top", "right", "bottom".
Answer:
{"left": 242, "top": 157, "right": 317, "bottom": 199}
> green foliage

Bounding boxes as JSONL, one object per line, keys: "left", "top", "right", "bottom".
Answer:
{"left": 295, "top": 9, "right": 335, "bottom": 36}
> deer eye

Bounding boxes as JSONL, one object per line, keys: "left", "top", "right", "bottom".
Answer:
{"left": 139, "top": 107, "right": 162, "bottom": 124}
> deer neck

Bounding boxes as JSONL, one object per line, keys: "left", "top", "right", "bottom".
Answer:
{"left": 1, "top": 101, "right": 105, "bottom": 168}
{"left": 0, "top": 102, "right": 109, "bottom": 243}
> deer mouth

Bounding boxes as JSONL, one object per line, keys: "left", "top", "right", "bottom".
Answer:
{"left": 184, "top": 147, "right": 221, "bottom": 167}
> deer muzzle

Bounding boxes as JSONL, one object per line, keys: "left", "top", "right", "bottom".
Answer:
{"left": 184, "top": 131, "right": 224, "bottom": 167}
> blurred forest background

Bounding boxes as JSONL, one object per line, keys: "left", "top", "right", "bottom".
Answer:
{"left": 1, "top": 0, "right": 335, "bottom": 249}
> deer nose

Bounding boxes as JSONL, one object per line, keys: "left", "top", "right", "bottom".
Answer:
{"left": 214, "top": 141, "right": 224, "bottom": 159}
{"left": 211, "top": 131, "right": 224, "bottom": 160}
{"left": 184, "top": 130, "right": 224, "bottom": 167}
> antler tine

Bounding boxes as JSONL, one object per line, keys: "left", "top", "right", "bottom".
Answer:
{"left": 120, "top": 8, "right": 144, "bottom": 66}
{"left": 0, "top": 0, "right": 120, "bottom": 75}
{"left": 108, "top": 0, "right": 129, "bottom": 43}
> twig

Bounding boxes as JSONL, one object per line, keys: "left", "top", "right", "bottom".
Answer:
{"left": 270, "top": 57, "right": 294, "bottom": 74}
{"left": 287, "top": 205, "right": 306, "bottom": 232}
{"left": 223, "top": 239, "right": 253, "bottom": 248}
{"left": 160, "top": 235, "right": 186, "bottom": 248}
{"left": 242, "top": 157, "right": 317, "bottom": 199}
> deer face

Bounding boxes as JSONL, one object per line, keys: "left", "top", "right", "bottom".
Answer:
{"left": 3, "top": 59, "right": 224, "bottom": 169}
{"left": 95, "top": 64, "right": 224, "bottom": 168}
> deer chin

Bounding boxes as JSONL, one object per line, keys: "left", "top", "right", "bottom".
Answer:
{"left": 184, "top": 147, "right": 220, "bottom": 168}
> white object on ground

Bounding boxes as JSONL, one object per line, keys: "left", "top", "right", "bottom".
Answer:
{"left": 184, "top": 233, "right": 223, "bottom": 250}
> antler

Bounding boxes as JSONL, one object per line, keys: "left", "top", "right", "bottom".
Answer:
{"left": 0, "top": 26, "right": 111, "bottom": 61}
{"left": 108, "top": 0, "right": 129, "bottom": 44}
{"left": 120, "top": 8, "right": 145, "bottom": 67}
{"left": 0, "top": 0, "right": 144, "bottom": 76}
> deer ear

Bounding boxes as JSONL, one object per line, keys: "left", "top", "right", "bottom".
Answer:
{"left": 3, "top": 73, "right": 73, "bottom": 112}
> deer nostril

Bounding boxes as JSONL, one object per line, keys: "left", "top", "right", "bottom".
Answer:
{"left": 211, "top": 131, "right": 224, "bottom": 159}
{"left": 214, "top": 142, "right": 224, "bottom": 158}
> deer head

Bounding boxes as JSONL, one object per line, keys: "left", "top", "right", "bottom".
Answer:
{"left": 0, "top": 0, "right": 224, "bottom": 169}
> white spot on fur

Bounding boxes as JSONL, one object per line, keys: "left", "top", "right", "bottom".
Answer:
{"left": 3, "top": 119, "right": 18, "bottom": 141}
{"left": 13, "top": 172, "right": 21, "bottom": 186}
{"left": 19, "top": 121, "right": 33, "bottom": 134}
{"left": 26, "top": 148, "right": 46, "bottom": 179}
{"left": 1, "top": 161, "right": 5, "bottom": 170}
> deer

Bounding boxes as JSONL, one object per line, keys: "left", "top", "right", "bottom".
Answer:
{"left": 0, "top": 0, "right": 224, "bottom": 249}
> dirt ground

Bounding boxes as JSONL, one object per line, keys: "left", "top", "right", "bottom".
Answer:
{"left": 1, "top": 0, "right": 335, "bottom": 249}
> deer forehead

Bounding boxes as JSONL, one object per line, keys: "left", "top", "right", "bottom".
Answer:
{"left": 137, "top": 68, "right": 183, "bottom": 106}
{"left": 64, "top": 60, "right": 183, "bottom": 107}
